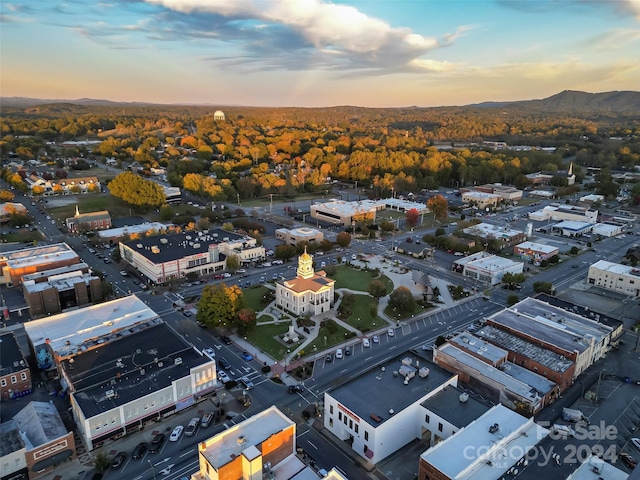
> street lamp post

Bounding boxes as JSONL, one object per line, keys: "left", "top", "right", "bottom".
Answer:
{"left": 148, "top": 460, "right": 157, "bottom": 480}
{"left": 285, "top": 349, "right": 290, "bottom": 373}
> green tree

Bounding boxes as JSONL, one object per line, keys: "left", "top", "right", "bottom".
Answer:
{"left": 388, "top": 286, "right": 416, "bottom": 314}
{"left": 533, "top": 281, "right": 554, "bottom": 294}
{"left": 435, "top": 227, "right": 445, "bottom": 237}
{"left": 93, "top": 452, "right": 111, "bottom": 474}
{"left": 507, "top": 295, "right": 520, "bottom": 307}
{"left": 226, "top": 254, "right": 240, "bottom": 272}
{"left": 569, "top": 246, "right": 579, "bottom": 255}
{"left": 379, "top": 220, "right": 395, "bottom": 232}
{"left": 159, "top": 205, "right": 175, "bottom": 221}
{"left": 427, "top": 194, "right": 448, "bottom": 219}
{"left": 275, "top": 244, "right": 297, "bottom": 260}
{"left": 501, "top": 272, "right": 526, "bottom": 287}
{"left": 368, "top": 279, "right": 387, "bottom": 299}
{"left": 108, "top": 172, "right": 165, "bottom": 207}
{"left": 319, "top": 239, "right": 334, "bottom": 252}
{"left": 336, "top": 232, "right": 351, "bottom": 248}
{"left": 197, "top": 283, "right": 243, "bottom": 328}
{"left": 222, "top": 222, "right": 234, "bottom": 231}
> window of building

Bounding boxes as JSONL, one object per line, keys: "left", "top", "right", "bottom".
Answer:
{"left": 330, "top": 405, "right": 334, "bottom": 414}
{"left": 355, "top": 424, "right": 359, "bottom": 433}
{"left": 1, "top": 379, "right": 6, "bottom": 387}
{"left": 338, "top": 412, "right": 342, "bottom": 421}
{"left": 363, "top": 445, "right": 368, "bottom": 454}
{"left": 425, "top": 414, "right": 430, "bottom": 423}
{"left": 329, "top": 418, "right": 333, "bottom": 427}
{"left": 438, "top": 423, "right": 443, "bottom": 432}
{"left": 20, "top": 372, "right": 27, "bottom": 381}
{"left": 364, "top": 431, "right": 369, "bottom": 441}
{"left": 11, "top": 376, "right": 16, "bottom": 384}
{"left": 349, "top": 419, "right": 353, "bottom": 429}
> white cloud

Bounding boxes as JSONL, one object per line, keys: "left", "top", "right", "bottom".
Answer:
{"left": 142, "top": 0, "right": 460, "bottom": 70}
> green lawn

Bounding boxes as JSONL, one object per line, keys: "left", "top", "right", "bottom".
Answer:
{"left": 383, "top": 301, "right": 432, "bottom": 322}
{"left": 246, "top": 320, "right": 301, "bottom": 360}
{"left": 313, "top": 322, "right": 355, "bottom": 352}
{"left": 242, "top": 286, "right": 273, "bottom": 312}
{"left": 47, "top": 194, "right": 148, "bottom": 220}
{"left": 332, "top": 265, "right": 393, "bottom": 293}
{"left": 339, "top": 293, "right": 382, "bottom": 332}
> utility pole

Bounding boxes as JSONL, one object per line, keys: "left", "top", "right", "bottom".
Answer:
{"left": 270, "top": 194, "right": 273, "bottom": 212}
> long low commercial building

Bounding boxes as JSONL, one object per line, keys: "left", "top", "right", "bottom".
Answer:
{"left": 0, "top": 243, "right": 80, "bottom": 286}
{"left": 310, "top": 198, "right": 428, "bottom": 227}
{"left": 485, "top": 297, "right": 614, "bottom": 378}
{"left": 119, "top": 228, "right": 265, "bottom": 284}
{"left": 452, "top": 252, "right": 524, "bottom": 285}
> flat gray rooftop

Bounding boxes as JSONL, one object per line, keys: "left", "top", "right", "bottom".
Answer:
{"left": 436, "top": 344, "right": 542, "bottom": 404}
{"left": 328, "top": 354, "right": 455, "bottom": 427}
{"left": 0, "top": 333, "right": 26, "bottom": 377}
{"left": 449, "top": 332, "right": 507, "bottom": 365}
{"left": 64, "top": 323, "right": 211, "bottom": 418}
{"left": 13, "top": 401, "right": 68, "bottom": 448}
{"left": 503, "top": 362, "right": 556, "bottom": 395}
{"left": 475, "top": 325, "right": 574, "bottom": 373}
{"left": 0, "top": 420, "right": 24, "bottom": 456}
{"left": 21, "top": 262, "right": 90, "bottom": 282}
{"left": 420, "top": 385, "right": 491, "bottom": 429}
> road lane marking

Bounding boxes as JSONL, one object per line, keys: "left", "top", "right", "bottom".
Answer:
{"left": 308, "top": 441, "right": 318, "bottom": 450}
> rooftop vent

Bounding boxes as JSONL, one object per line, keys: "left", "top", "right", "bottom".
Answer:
{"left": 459, "top": 392, "right": 469, "bottom": 403}
{"left": 160, "top": 238, "right": 168, "bottom": 244}
{"left": 137, "top": 243, "right": 143, "bottom": 249}
{"left": 489, "top": 423, "right": 500, "bottom": 434}
{"left": 151, "top": 246, "right": 160, "bottom": 254}
{"left": 186, "top": 235, "right": 192, "bottom": 240}
{"left": 174, "top": 357, "right": 183, "bottom": 366}
{"left": 106, "top": 389, "right": 116, "bottom": 399}
{"left": 389, "top": 409, "right": 394, "bottom": 415}
{"left": 237, "top": 435, "right": 246, "bottom": 444}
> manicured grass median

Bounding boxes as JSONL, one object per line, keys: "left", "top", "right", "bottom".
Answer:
{"left": 246, "top": 320, "right": 298, "bottom": 361}
{"left": 332, "top": 265, "right": 393, "bottom": 293}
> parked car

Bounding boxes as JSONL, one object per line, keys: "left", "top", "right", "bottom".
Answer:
{"left": 335, "top": 348, "right": 343, "bottom": 359}
{"left": 345, "top": 346, "right": 352, "bottom": 356}
{"left": 363, "top": 338, "right": 370, "bottom": 348}
{"left": 631, "top": 438, "right": 640, "bottom": 450}
{"left": 182, "top": 310, "right": 192, "bottom": 317}
{"left": 149, "top": 433, "right": 165, "bottom": 453}
{"left": 619, "top": 452, "right": 637, "bottom": 469}
{"left": 201, "top": 412, "right": 214, "bottom": 428}
{"left": 372, "top": 335, "right": 379, "bottom": 343}
{"left": 185, "top": 417, "right": 200, "bottom": 437}
{"left": 119, "top": 270, "right": 129, "bottom": 276}
{"left": 169, "top": 425, "right": 184, "bottom": 442}
{"left": 218, "top": 370, "right": 230, "bottom": 383}
{"left": 220, "top": 336, "right": 233, "bottom": 345}
{"left": 387, "top": 328, "right": 395, "bottom": 337}
{"left": 239, "top": 376, "right": 254, "bottom": 389}
{"left": 325, "top": 353, "right": 333, "bottom": 362}
{"left": 288, "top": 385, "right": 303, "bottom": 394}
{"left": 131, "top": 442, "right": 148, "bottom": 460}
{"left": 218, "top": 357, "right": 232, "bottom": 370}
{"left": 241, "top": 351, "right": 253, "bottom": 362}
{"left": 103, "top": 258, "right": 111, "bottom": 264}
{"left": 203, "top": 348, "right": 216, "bottom": 360}
{"left": 111, "top": 452, "right": 127, "bottom": 469}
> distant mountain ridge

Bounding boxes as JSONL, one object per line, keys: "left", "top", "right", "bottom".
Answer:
{"left": 472, "top": 90, "right": 640, "bottom": 113}
{"left": 2, "top": 90, "right": 639, "bottom": 112}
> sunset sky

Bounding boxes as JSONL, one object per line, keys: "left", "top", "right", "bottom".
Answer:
{"left": 2, "top": 0, "right": 639, "bottom": 107}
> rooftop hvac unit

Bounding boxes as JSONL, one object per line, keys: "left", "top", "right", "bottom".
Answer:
{"left": 459, "top": 392, "right": 469, "bottom": 403}
{"left": 213, "top": 233, "right": 218, "bottom": 238}
{"left": 136, "top": 243, "right": 143, "bottom": 249}
{"left": 237, "top": 435, "right": 246, "bottom": 444}
{"left": 186, "top": 235, "right": 192, "bottom": 240}
{"left": 106, "top": 389, "right": 116, "bottom": 399}
{"left": 193, "top": 243, "right": 200, "bottom": 248}
{"left": 151, "top": 246, "right": 160, "bottom": 254}
{"left": 223, "top": 237, "right": 229, "bottom": 241}
{"left": 419, "top": 367, "right": 430, "bottom": 378}
{"left": 174, "top": 357, "right": 183, "bottom": 365}
{"left": 160, "top": 238, "right": 168, "bottom": 244}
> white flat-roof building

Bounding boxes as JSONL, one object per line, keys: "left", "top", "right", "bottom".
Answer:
{"left": 310, "top": 198, "right": 427, "bottom": 227}
{"left": 551, "top": 220, "right": 594, "bottom": 237}
{"left": 461, "top": 191, "right": 501, "bottom": 209}
{"left": 591, "top": 222, "right": 625, "bottom": 238}
{"left": 565, "top": 454, "right": 629, "bottom": 480}
{"left": 514, "top": 241, "right": 559, "bottom": 264}
{"left": 453, "top": 252, "right": 524, "bottom": 285}
{"left": 323, "top": 354, "right": 460, "bottom": 464}
{"left": 528, "top": 205, "right": 598, "bottom": 224}
{"left": 418, "top": 404, "right": 549, "bottom": 480}
{"left": 98, "top": 222, "right": 170, "bottom": 240}
{"left": 275, "top": 227, "right": 324, "bottom": 245}
{"left": 588, "top": 260, "right": 640, "bottom": 298}
{"left": 461, "top": 223, "right": 526, "bottom": 250}
{"left": 579, "top": 194, "right": 604, "bottom": 203}
{"left": 194, "top": 406, "right": 332, "bottom": 480}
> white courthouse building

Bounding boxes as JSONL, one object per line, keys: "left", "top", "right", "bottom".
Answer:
{"left": 276, "top": 250, "right": 335, "bottom": 316}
